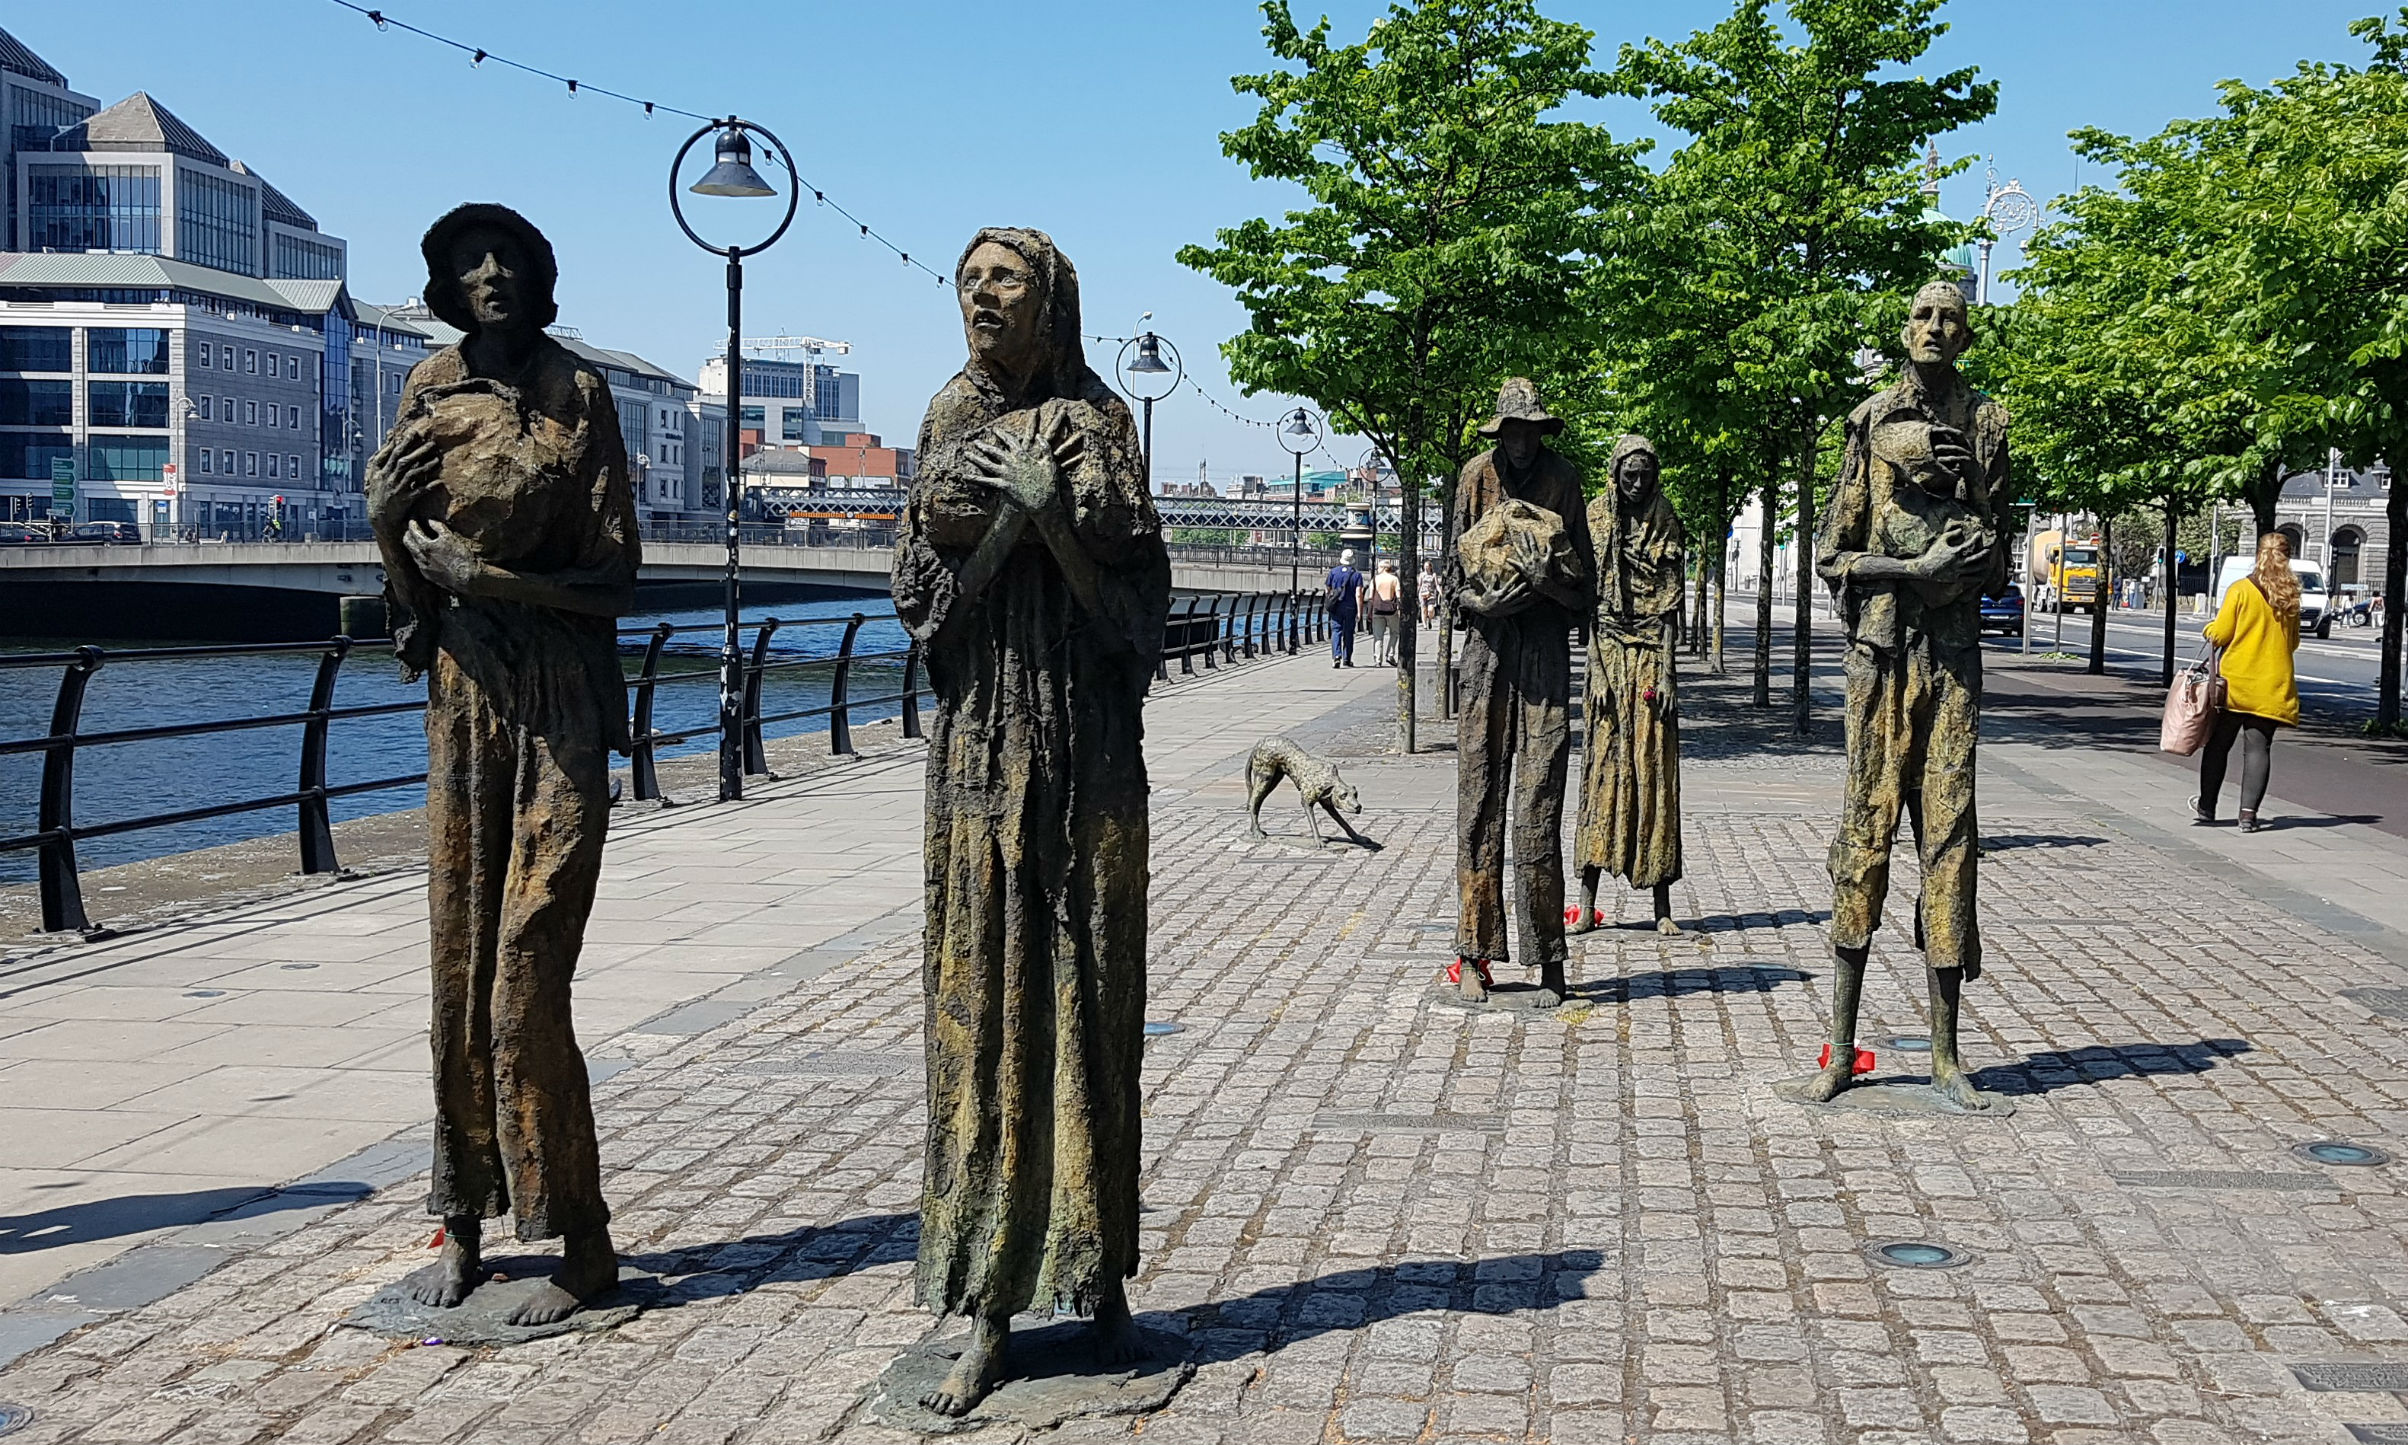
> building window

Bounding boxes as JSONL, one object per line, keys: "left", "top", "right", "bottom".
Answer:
{"left": 87, "top": 328, "right": 170, "bottom": 374}
{"left": 221, "top": 395, "right": 234, "bottom": 420}
{"left": 220, "top": 449, "right": 233, "bottom": 473}
{"left": 270, "top": 232, "right": 342, "bottom": 280}
{"left": 0, "top": 380, "right": 72, "bottom": 426}
{"left": 27, "top": 164, "right": 163, "bottom": 253}
{"left": 0, "top": 434, "right": 74, "bottom": 478}
{"left": 265, "top": 452, "right": 279, "bottom": 479}
{"left": 196, "top": 340, "right": 212, "bottom": 369}
{"left": 782, "top": 406, "right": 810, "bottom": 442}
{"left": 0, "top": 327, "right": 72, "bottom": 372}
{"left": 175, "top": 168, "right": 258, "bottom": 276}
{"left": 264, "top": 404, "right": 277, "bottom": 429}
{"left": 244, "top": 349, "right": 257, "bottom": 375}
{"left": 738, "top": 405, "right": 764, "bottom": 428}
{"left": 287, "top": 453, "right": 300, "bottom": 482}
{"left": 244, "top": 400, "right": 257, "bottom": 425}
{"left": 220, "top": 345, "right": 233, "bottom": 369}
{"left": 86, "top": 436, "right": 168, "bottom": 482}
{"left": 197, "top": 450, "right": 212, "bottom": 474}
{"left": 88, "top": 381, "right": 170, "bottom": 428}
{"left": 286, "top": 406, "right": 299, "bottom": 430}
{"left": 196, "top": 396, "right": 212, "bottom": 421}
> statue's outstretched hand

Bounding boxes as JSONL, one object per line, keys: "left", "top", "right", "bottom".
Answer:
{"left": 401, "top": 519, "right": 483, "bottom": 596}
{"left": 964, "top": 412, "right": 1066, "bottom": 518}
{"left": 367, "top": 426, "right": 441, "bottom": 531}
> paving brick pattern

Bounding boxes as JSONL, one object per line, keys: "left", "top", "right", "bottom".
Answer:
{"left": 4, "top": 651, "right": 2408, "bottom": 1443}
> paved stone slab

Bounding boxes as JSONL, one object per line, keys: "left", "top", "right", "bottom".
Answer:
{"left": 863, "top": 1322, "right": 1193, "bottom": 1435}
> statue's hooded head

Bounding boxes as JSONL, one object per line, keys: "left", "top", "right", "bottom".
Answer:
{"left": 1901, "top": 279, "right": 1973, "bottom": 367}
{"left": 420, "top": 203, "right": 560, "bottom": 337}
{"left": 1609, "top": 434, "right": 1661, "bottom": 505}
{"left": 954, "top": 226, "right": 1091, "bottom": 403}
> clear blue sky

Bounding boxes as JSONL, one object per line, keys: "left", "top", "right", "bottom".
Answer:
{"left": 16, "top": 1, "right": 2385, "bottom": 483}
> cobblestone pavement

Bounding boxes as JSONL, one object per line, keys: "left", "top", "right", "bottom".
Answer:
{"left": 8, "top": 644, "right": 2408, "bottom": 1444}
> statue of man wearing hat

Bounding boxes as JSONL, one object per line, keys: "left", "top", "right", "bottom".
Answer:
{"left": 1447, "top": 378, "right": 1593, "bottom": 1007}
{"left": 1784, "top": 279, "right": 2011, "bottom": 1113}
{"left": 366, "top": 204, "right": 635, "bottom": 1321}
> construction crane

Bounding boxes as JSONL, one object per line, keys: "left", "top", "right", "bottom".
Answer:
{"left": 741, "top": 334, "right": 851, "bottom": 359}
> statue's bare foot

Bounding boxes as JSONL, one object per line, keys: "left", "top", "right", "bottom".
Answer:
{"left": 1782, "top": 1060, "right": 1856, "bottom": 1104}
{"left": 504, "top": 1227, "right": 616, "bottom": 1327}
{"left": 1926, "top": 1069, "right": 1994, "bottom": 1113}
{"left": 1655, "top": 916, "right": 1682, "bottom": 937}
{"left": 1532, "top": 962, "right": 1567, "bottom": 1009}
{"left": 404, "top": 1222, "right": 483, "bottom": 1308}
{"left": 1565, "top": 903, "right": 1597, "bottom": 937}
{"left": 923, "top": 1319, "right": 1008, "bottom": 1417}
{"left": 1089, "top": 1283, "right": 1149, "bottom": 1368}
{"left": 1451, "top": 957, "right": 1491, "bottom": 1003}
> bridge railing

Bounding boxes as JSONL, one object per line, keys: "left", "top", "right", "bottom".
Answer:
{"left": 0, "top": 590, "right": 1320, "bottom": 935}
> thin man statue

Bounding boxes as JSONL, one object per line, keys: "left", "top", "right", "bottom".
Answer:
{"left": 1789, "top": 280, "right": 2010, "bottom": 1111}
{"left": 367, "top": 204, "right": 635, "bottom": 1322}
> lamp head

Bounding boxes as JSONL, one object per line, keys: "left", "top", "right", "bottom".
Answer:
{"left": 1129, "top": 332, "right": 1171, "bottom": 374}
{"left": 1284, "top": 409, "right": 1315, "bottom": 438}
{"left": 691, "top": 125, "right": 776, "bottom": 199}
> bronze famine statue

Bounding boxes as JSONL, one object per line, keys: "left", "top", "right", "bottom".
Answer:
{"left": 1450, "top": 378, "right": 1594, "bottom": 1008}
{"left": 1784, "top": 280, "right": 2012, "bottom": 1113}
{"left": 1246, "top": 735, "right": 1370, "bottom": 845}
{"left": 1569, "top": 435, "right": 1685, "bottom": 938}
{"left": 892, "top": 227, "right": 1172, "bottom": 1416}
{"left": 366, "top": 204, "right": 635, "bottom": 1324}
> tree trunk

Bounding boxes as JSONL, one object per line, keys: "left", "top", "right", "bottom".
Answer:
{"left": 1754, "top": 478, "right": 1774, "bottom": 706}
{"left": 2160, "top": 496, "right": 2178, "bottom": 687}
{"left": 2381, "top": 476, "right": 2407, "bottom": 728}
{"left": 1396, "top": 469, "right": 1420, "bottom": 754}
{"left": 1689, "top": 554, "right": 1707, "bottom": 654}
{"left": 1434, "top": 470, "right": 1458, "bottom": 721}
{"left": 2244, "top": 457, "right": 2283, "bottom": 540}
{"left": 1791, "top": 428, "right": 1817, "bottom": 735}
{"left": 1711, "top": 477, "right": 1728, "bottom": 676}
{"left": 2088, "top": 515, "right": 2111, "bottom": 676}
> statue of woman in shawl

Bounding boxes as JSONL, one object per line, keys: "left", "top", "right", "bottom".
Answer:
{"left": 891, "top": 228, "right": 1171, "bottom": 1416}
{"left": 1570, "top": 434, "right": 1686, "bottom": 939}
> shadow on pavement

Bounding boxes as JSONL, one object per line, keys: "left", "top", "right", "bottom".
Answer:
{"left": 1577, "top": 966, "right": 1812, "bottom": 1004}
{"left": 2253, "top": 813, "right": 2383, "bottom": 830}
{"left": 618, "top": 1212, "right": 918, "bottom": 1308}
{"left": 0, "top": 1182, "right": 372, "bottom": 1253}
{"left": 1686, "top": 908, "right": 1832, "bottom": 933}
{"left": 1972, "top": 1038, "right": 2252, "bottom": 1098}
{"left": 1159, "top": 1249, "right": 1607, "bottom": 1360}
{"left": 1982, "top": 833, "right": 2109, "bottom": 851}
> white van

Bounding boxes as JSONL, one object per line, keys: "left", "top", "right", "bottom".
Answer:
{"left": 2212, "top": 556, "right": 2331, "bottom": 637}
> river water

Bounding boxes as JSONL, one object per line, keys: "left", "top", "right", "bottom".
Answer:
{"left": 0, "top": 596, "right": 910, "bottom": 883}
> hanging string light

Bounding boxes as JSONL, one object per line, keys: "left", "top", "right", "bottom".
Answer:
{"left": 326, "top": 0, "right": 951, "bottom": 288}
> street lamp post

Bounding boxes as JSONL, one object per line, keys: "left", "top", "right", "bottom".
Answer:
{"left": 1976, "top": 169, "right": 2039, "bottom": 307}
{"left": 1278, "top": 406, "right": 1323, "bottom": 595}
{"left": 670, "top": 116, "right": 800, "bottom": 804}
{"left": 1113, "top": 330, "right": 1180, "bottom": 491}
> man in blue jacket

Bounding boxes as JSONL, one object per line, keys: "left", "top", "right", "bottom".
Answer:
{"left": 1325, "top": 547, "right": 1365, "bottom": 666}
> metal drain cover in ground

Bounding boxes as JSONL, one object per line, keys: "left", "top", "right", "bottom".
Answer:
{"left": 2295, "top": 1140, "right": 2392, "bottom": 1168}
{"left": 1867, "top": 1240, "right": 1972, "bottom": 1270}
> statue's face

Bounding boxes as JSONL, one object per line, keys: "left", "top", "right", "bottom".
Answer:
{"left": 1902, "top": 286, "right": 1972, "bottom": 365}
{"left": 1616, "top": 451, "right": 1658, "bottom": 502}
{"left": 1497, "top": 419, "right": 1544, "bottom": 468}
{"left": 447, "top": 226, "right": 531, "bottom": 333}
{"left": 958, "top": 240, "right": 1043, "bottom": 372}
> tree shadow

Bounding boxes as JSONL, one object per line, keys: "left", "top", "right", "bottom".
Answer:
{"left": 1982, "top": 833, "right": 2109, "bottom": 851}
{"left": 1970, "top": 1038, "right": 2251, "bottom": 1098}
{"left": 1682, "top": 908, "right": 1833, "bottom": 933}
{"left": 0, "top": 1182, "right": 372, "bottom": 1253}
{"left": 1575, "top": 966, "right": 1812, "bottom": 1004}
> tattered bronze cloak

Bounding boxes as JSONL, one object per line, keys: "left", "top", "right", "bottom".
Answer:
{"left": 1576, "top": 437, "right": 1684, "bottom": 888}
{"left": 893, "top": 228, "right": 1171, "bottom": 1319}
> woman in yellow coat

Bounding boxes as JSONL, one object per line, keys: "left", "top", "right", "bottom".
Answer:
{"left": 2197, "top": 532, "right": 2302, "bottom": 833}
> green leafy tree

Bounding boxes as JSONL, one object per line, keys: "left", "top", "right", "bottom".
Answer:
{"left": 1606, "top": 0, "right": 1997, "bottom": 732}
{"left": 1180, "top": 0, "right": 1643, "bottom": 752}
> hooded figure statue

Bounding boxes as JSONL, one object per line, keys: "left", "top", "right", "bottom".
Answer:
{"left": 365, "top": 203, "right": 636, "bottom": 1325}
{"left": 1570, "top": 434, "right": 1686, "bottom": 936}
{"left": 891, "top": 227, "right": 1172, "bottom": 1416}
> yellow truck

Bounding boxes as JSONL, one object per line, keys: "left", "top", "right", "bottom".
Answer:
{"left": 2030, "top": 529, "right": 2103, "bottom": 614}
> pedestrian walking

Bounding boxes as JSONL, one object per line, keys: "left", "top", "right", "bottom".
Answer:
{"left": 1326, "top": 547, "right": 1365, "bottom": 667}
{"left": 2196, "top": 532, "right": 2302, "bottom": 833}
{"left": 1419, "top": 559, "right": 1439, "bottom": 626}
{"left": 1367, "top": 558, "right": 1403, "bottom": 664}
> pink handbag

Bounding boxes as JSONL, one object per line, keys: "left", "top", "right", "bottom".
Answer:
{"left": 2160, "top": 647, "right": 2225, "bottom": 755}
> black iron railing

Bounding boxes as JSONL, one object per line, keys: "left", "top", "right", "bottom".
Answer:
{"left": 0, "top": 590, "right": 1328, "bottom": 935}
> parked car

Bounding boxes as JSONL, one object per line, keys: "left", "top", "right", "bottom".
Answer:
{"left": 0, "top": 522, "right": 43, "bottom": 545}
{"left": 1979, "top": 585, "right": 2026, "bottom": 637}
{"left": 67, "top": 521, "right": 143, "bottom": 545}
